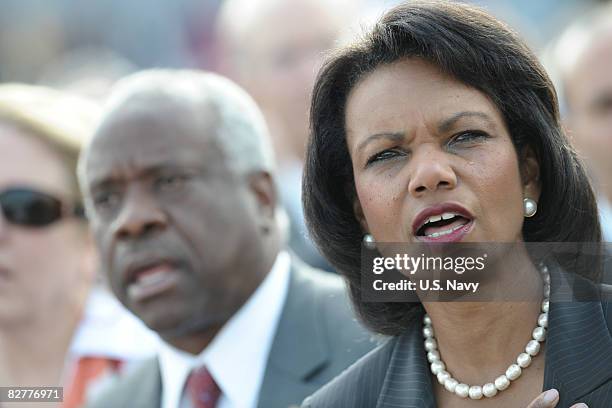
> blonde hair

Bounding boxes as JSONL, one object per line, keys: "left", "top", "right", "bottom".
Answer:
{"left": 0, "top": 83, "right": 101, "bottom": 198}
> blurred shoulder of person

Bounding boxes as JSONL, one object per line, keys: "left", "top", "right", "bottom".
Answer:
{"left": 214, "top": 0, "right": 364, "bottom": 271}
{"left": 545, "top": 2, "right": 612, "bottom": 244}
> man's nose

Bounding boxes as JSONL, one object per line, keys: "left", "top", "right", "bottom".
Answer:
{"left": 112, "top": 187, "right": 167, "bottom": 240}
{"left": 407, "top": 146, "right": 457, "bottom": 197}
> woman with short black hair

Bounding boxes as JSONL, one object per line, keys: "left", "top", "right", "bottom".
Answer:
{"left": 302, "top": 1, "right": 610, "bottom": 407}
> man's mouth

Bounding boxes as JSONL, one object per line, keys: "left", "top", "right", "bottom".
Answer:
{"left": 125, "top": 261, "right": 181, "bottom": 303}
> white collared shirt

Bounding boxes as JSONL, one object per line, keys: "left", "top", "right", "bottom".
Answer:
{"left": 158, "top": 251, "right": 291, "bottom": 408}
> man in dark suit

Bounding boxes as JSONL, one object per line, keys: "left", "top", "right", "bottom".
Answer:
{"left": 78, "top": 69, "right": 374, "bottom": 408}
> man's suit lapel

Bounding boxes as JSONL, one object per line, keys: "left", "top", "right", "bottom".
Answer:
{"left": 140, "top": 359, "right": 162, "bottom": 408}
{"left": 376, "top": 310, "right": 436, "bottom": 408}
{"left": 120, "top": 357, "right": 162, "bottom": 408}
{"left": 257, "top": 262, "right": 330, "bottom": 407}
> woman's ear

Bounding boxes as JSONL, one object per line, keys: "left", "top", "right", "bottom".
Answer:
{"left": 520, "top": 146, "right": 541, "bottom": 201}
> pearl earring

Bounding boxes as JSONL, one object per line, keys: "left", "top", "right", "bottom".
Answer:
{"left": 363, "top": 233, "right": 376, "bottom": 248}
{"left": 523, "top": 198, "right": 537, "bottom": 218}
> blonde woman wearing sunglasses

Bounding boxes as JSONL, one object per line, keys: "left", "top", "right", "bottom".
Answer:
{"left": 0, "top": 84, "right": 157, "bottom": 408}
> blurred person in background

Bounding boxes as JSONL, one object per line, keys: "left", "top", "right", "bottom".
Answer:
{"left": 0, "top": 84, "right": 158, "bottom": 408}
{"left": 547, "top": 3, "right": 612, "bottom": 242}
{"left": 37, "top": 47, "right": 137, "bottom": 101}
{"left": 79, "top": 70, "right": 373, "bottom": 408}
{"left": 215, "top": 0, "right": 361, "bottom": 271}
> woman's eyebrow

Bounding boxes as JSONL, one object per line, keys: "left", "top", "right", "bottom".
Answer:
{"left": 354, "top": 111, "right": 495, "bottom": 154}
{"left": 438, "top": 111, "right": 496, "bottom": 133}
{"left": 356, "top": 132, "right": 406, "bottom": 154}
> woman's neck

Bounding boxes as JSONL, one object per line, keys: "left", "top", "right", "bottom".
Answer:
{"left": 421, "top": 256, "right": 544, "bottom": 385}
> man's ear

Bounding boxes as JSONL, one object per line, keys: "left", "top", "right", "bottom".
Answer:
{"left": 520, "top": 146, "right": 541, "bottom": 201}
{"left": 246, "top": 170, "right": 277, "bottom": 232}
{"left": 353, "top": 197, "right": 369, "bottom": 234}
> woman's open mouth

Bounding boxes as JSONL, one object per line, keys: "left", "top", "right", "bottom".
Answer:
{"left": 412, "top": 204, "right": 474, "bottom": 243}
{"left": 417, "top": 213, "right": 470, "bottom": 237}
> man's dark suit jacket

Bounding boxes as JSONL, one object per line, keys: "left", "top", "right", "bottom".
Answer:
{"left": 85, "top": 258, "right": 375, "bottom": 408}
{"left": 303, "top": 267, "right": 612, "bottom": 408}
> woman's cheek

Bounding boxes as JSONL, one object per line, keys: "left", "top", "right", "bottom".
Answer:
{"left": 356, "top": 178, "right": 406, "bottom": 241}
{"left": 469, "top": 150, "right": 525, "bottom": 240}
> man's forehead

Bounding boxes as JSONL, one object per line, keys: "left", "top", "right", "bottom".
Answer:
{"left": 83, "top": 99, "right": 225, "bottom": 183}
{"left": 94, "top": 94, "right": 219, "bottom": 146}
{"left": 84, "top": 140, "right": 226, "bottom": 188}
{"left": 569, "top": 28, "right": 612, "bottom": 80}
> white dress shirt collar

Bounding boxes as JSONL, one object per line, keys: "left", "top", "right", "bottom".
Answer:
{"left": 158, "top": 251, "right": 291, "bottom": 408}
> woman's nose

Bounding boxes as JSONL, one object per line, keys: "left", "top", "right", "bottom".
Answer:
{"left": 407, "top": 146, "right": 457, "bottom": 197}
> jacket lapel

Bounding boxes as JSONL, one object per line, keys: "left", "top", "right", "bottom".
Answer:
{"left": 257, "top": 261, "right": 330, "bottom": 407}
{"left": 142, "top": 360, "right": 162, "bottom": 408}
{"left": 122, "top": 357, "right": 162, "bottom": 408}
{"left": 544, "top": 296, "right": 612, "bottom": 406}
{"left": 376, "top": 309, "right": 436, "bottom": 408}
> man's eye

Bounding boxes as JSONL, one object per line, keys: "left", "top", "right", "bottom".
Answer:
{"left": 92, "top": 191, "right": 121, "bottom": 212}
{"left": 155, "top": 174, "right": 190, "bottom": 192}
{"left": 448, "top": 131, "right": 489, "bottom": 146}
{"left": 366, "top": 149, "right": 406, "bottom": 166}
{"left": 593, "top": 96, "right": 612, "bottom": 115}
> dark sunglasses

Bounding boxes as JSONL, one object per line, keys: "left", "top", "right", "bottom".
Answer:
{"left": 0, "top": 187, "right": 84, "bottom": 227}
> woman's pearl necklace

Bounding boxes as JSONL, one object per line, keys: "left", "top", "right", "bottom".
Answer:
{"left": 423, "top": 264, "right": 550, "bottom": 400}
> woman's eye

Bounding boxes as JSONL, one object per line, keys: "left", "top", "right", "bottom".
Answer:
{"left": 448, "top": 131, "right": 489, "bottom": 146}
{"left": 366, "top": 149, "right": 405, "bottom": 166}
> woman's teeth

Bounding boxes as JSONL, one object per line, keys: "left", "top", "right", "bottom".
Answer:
{"left": 424, "top": 212, "right": 459, "bottom": 224}
{"left": 418, "top": 212, "right": 471, "bottom": 237}
{"left": 425, "top": 222, "right": 467, "bottom": 238}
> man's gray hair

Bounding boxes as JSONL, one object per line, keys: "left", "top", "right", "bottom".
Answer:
{"left": 543, "top": 3, "right": 612, "bottom": 113}
{"left": 101, "top": 69, "right": 276, "bottom": 174}
{"left": 81, "top": 69, "right": 289, "bottom": 242}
